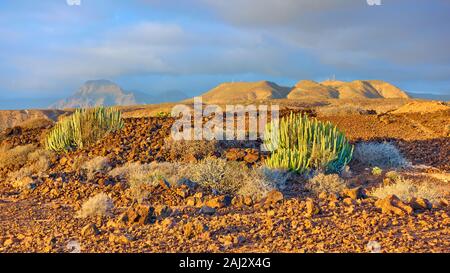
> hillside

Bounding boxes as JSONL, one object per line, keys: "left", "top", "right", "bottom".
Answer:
{"left": 0, "top": 109, "right": 65, "bottom": 132}
{"left": 193, "top": 79, "right": 409, "bottom": 103}
{"left": 196, "top": 81, "right": 292, "bottom": 103}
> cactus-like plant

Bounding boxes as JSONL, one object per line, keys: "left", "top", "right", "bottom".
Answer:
{"left": 264, "top": 112, "right": 353, "bottom": 174}
{"left": 45, "top": 107, "right": 124, "bottom": 153}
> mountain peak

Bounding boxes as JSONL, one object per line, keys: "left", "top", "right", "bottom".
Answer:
{"left": 50, "top": 80, "right": 137, "bottom": 109}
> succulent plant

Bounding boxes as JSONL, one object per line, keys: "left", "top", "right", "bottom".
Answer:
{"left": 45, "top": 107, "right": 124, "bottom": 153}
{"left": 264, "top": 112, "right": 353, "bottom": 174}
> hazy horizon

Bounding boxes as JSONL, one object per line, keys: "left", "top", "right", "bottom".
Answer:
{"left": 1, "top": 0, "right": 450, "bottom": 109}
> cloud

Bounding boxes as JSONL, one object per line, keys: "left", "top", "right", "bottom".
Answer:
{"left": 1, "top": 0, "right": 450, "bottom": 98}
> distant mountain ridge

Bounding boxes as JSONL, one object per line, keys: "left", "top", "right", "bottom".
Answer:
{"left": 49, "top": 80, "right": 187, "bottom": 109}
{"left": 196, "top": 79, "right": 410, "bottom": 103}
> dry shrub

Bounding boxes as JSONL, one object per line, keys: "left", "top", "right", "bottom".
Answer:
{"left": 0, "top": 144, "right": 37, "bottom": 170}
{"left": 163, "top": 138, "right": 218, "bottom": 161}
{"left": 109, "top": 161, "right": 185, "bottom": 202}
{"left": 77, "top": 193, "right": 114, "bottom": 218}
{"left": 305, "top": 173, "right": 348, "bottom": 196}
{"left": 181, "top": 157, "right": 290, "bottom": 196}
{"left": 353, "top": 142, "right": 409, "bottom": 169}
{"left": 237, "top": 167, "right": 291, "bottom": 199}
{"left": 8, "top": 148, "right": 53, "bottom": 188}
{"left": 370, "top": 178, "right": 446, "bottom": 205}
{"left": 81, "top": 156, "right": 110, "bottom": 180}
{"left": 183, "top": 157, "right": 244, "bottom": 194}
{"left": 110, "top": 160, "right": 289, "bottom": 199}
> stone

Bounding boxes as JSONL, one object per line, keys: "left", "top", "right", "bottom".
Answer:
{"left": 343, "top": 198, "right": 355, "bottom": 206}
{"left": 183, "top": 220, "right": 208, "bottom": 238}
{"left": 199, "top": 205, "right": 216, "bottom": 215}
{"left": 225, "top": 148, "right": 246, "bottom": 161}
{"left": 161, "top": 218, "right": 175, "bottom": 229}
{"left": 305, "top": 198, "right": 320, "bottom": 217}
{"left": 122, "top": 205, "right": 155, "bottom": 225}
{"left": 342, "top": 187, "right": 366, "bottom": 200}
{"left": 244, "top": 152, "right": 259, "bottom": 164}
{"left": 375, "top": 195, "right": 414, "bottom": 216}
{"left": 175, "top": 185, "right": 190, "bottom": 198}
{"left": 81, "top": 223, "right": 100, "bottom": 237}
{"left": 264, "top": 190, "right": 284, "bottom": 206}
{"left": 205, "top": 195, "right": 232, "bottom": 208}
{"left": 409, "top": 197, "right": 432, "bottom": 211}
{"left": 154, "top": 205, "right": 173, "bottom": 219}
{"left": 109, "top": 233, "right": 133, "bottom": 244}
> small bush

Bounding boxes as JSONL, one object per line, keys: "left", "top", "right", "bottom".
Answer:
{"left": 385, "top": 170, "right": 400, "bottom": 181}
{"left": 77, "top": 193, "right": 114, "bottom": 218}
{"left": 183, "top": 157, "right": 245, "bottom": 194}
{"left": 353, "top": 142, "right": 408, "bottom": 169}
{"left": 237, "top": 167, "right": 291, "bottom": 199}
{"left": 372, "top": 166, "right": 383, "bottom": 176}
{"left": 370, "top": 178, "right": 445, "bottom": 205}
{"left": 155, "top": 111, "right": 170, "bottom": 118}
{"left": 8, "top": 148, "right": 52, "bottom": 187}
{"left": 305, "top": 173, "right": 348, "bottom": 196}
{"left": 109, "top": 161, "right": 184, "bottom": 202}
{"left": 81, "top": 156, "right": 110, "bottom": 180}
{"left": 45, "top": 107, "right": 124, "bottom": 153}
{"left": 163, "top": 138, "right": 218, "bottom": 161}
{"left": 0, "top": 144, "right": 37, "bottom": 170}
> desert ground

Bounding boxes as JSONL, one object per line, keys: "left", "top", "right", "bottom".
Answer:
{"left": 0, "top": 98, "right": 449, "bottom": 253}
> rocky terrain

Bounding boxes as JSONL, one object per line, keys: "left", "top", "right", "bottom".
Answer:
{"left": 0, "top": 100, "right": 448, "bottom": 253}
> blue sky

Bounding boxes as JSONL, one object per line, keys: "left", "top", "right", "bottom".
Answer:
{"left": 0, "top": 0, "right": 449, "bottom": 107}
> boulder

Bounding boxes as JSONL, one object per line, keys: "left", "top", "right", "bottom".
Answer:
{"left": 375, "top": 195, "right": 413, "bottom": 216}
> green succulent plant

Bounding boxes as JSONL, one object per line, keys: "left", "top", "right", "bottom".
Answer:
{"left": 264, "top": 112, "right": 353, "bottom": 174}
{"left": 45, "top": 107, "right": 124, "bottom": 153}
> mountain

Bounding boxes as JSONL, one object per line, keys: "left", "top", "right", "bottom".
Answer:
{"left": 49, "top": 80, "right": 187, "bottom": 109}
{"left": 194, "top": 81, "right": 292, "bottom": 103}
{"left": 289, "top": 80, "right": 409, "bottom": 100}
{"left": 287, "top": 80, "right": 339, "bottom": 100}
{"left": 194, "top": 79, "right": 409, "bottom": 103}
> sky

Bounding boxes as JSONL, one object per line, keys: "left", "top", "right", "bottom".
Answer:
{"left": 0, "top": 0, "right": 449, "bottom": 108}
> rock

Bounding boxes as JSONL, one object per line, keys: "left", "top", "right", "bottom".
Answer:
{"left": 409, "top": 197, "right": 432, "bottom": 211}
{"left": 244, "top": 152, "right": 259, "bottom": 164}
{"left": 305, "top": 198, "right": 320, "bottom": 217}
{"left": 3, "top": 238, "right": 14, "bottom": 247}
{"left": 81, "top": 223, "right": 100, "bottom": 237}
{"left": 158, "top": 179, "right": 171, "bottom": 191}
{"left": 161, "top": 218, "right": 175, "bottom": 229}
{"left": 199, "top": 205, "right": 216, "bottom": 215}
{"left": 318, "top": 192, "right": 328, "bottom": 200}
{"left": 109, "top": 233, "right": 133, "bottom": 244}
{"left": 225, "top": 148, "right": 246, "bottom": 161}
{"left": 183, "top": 220, "right": 208, "bottom": 238}
{"left": 342, "top": 187, "right": 366, "bottom": 200}
{"left": 174, "top": 185, "right": 190, "bottom": 198}
{"left": 264, "top": 190, "right": 284, "bottom": 206}
{"left": 59, "top": 157, "right": 68, "bottom": 166}
{"left": 343, "top": 197, "right": 355, "bottom": 206}
{"left": 375, "top": 195, "right": 414, "bottom": 216}
{"left": 205, "top": 195, "right": 232, "bottom": 209}
{"left": 177, "top": 178, "right": 198, "bottom": 190}
{"left": 154, "top": 205, "right": 173, "bottom": 219}
{"left": 121, "top": 205, "right": 155, "bottom": 225}
{"left": 186, "top": 196, "right": 203, "bottom": 207}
